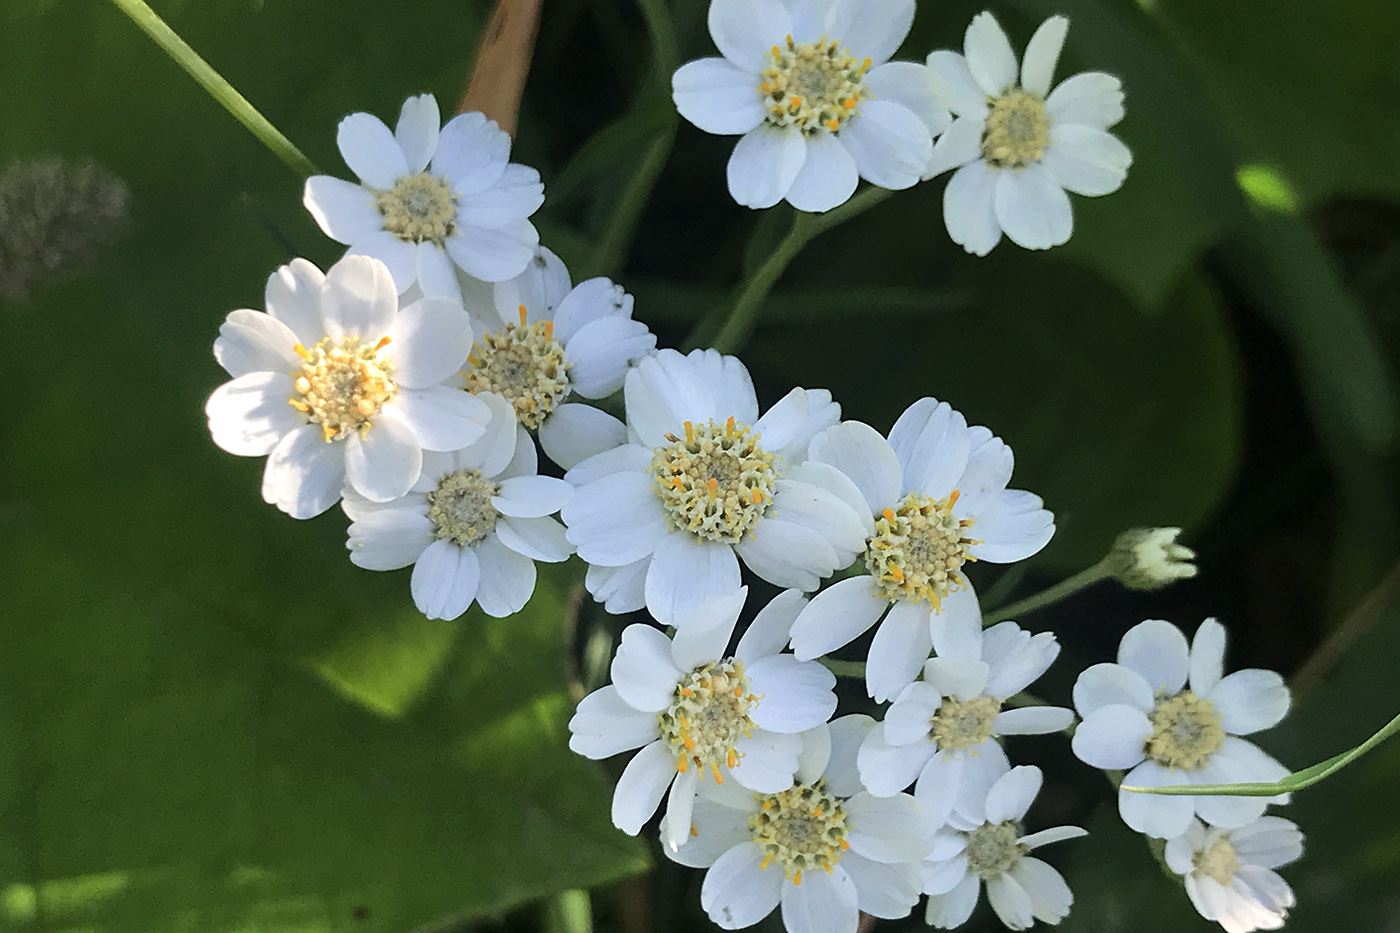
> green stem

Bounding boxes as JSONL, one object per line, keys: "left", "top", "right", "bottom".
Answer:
{"left": 983, "top": 560, "right": 1113, "bottom": 625}
{"left": 544, "top": 890, "right": 593, "bottom": 933}
{"left": 1122, "top": 709, "right": 1400, "bottom": 797}
{"left": 692, "top": 186, "right": 892, "bottom": 354}
{"left": 817, "top": 658, "right": 867, "bottom": 679}
{"left": 588, "top": 126, "right": 676, "bottom": 278}
{"left": 106, "top": 0, "right": 318, "bottom": 177}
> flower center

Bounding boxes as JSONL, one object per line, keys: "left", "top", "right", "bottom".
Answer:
{"left": 1146, "top": 690, "right": 1225, "bottom": 770}
{"left": 651, "top": 418, "right": 779, "bottom": 544}
{"left": 289, "top": 336, "right": 396, "bottom": 442}
{"left": 1193, "top": 837, "right": 1241, "bottom": 886}
{"left": 426, "top": 469, "right": 500, "bottom": 548}
{"left": 931, "top": 694, "right": 1002, "bottom": 752}
{"left": 865, "top": 491, "right": 977, "bottom": 608}
{"left": 463, "top": 306, "right": 570, "bottom": 430}
{"left": 750, "top": 781, "right": 852, "bottom": 884}
{"left": 964, "top": 821, "right": 1025, "bottom": 879}
{"left": 659, "top": 658, "right": 758, "bottom": 781}
{"left": 376, "top": 172, "right": 458, "bottom": 245}
{"left": 981, "top": 91, "right": 1049, "bottom": 169}
{"left": 759, "top": 36, "right": 871, "bottom": 135}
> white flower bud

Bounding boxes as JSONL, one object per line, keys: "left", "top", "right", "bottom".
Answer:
{"left": 1109, "top": 527, "right": 1198, "bottom": 591}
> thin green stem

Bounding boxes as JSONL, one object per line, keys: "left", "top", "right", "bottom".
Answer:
{"left": 106, "top": 0, "right": 318, "bottom": 177}
{"left": 983, "top": 560, "right": 1113, "bottom": 625}
{"left": 1122, "top": 709, "right": 1400, "bottom": 797}
{"left": 544, "top": 890, "right": 593, "bottom": 933}
{"left": 817, "top": 658, "right": 867, "bottom": 679}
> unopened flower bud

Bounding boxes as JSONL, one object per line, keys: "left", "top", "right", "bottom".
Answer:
{"left": 1108, "top": 527, "right": 1198, "bottom": 591}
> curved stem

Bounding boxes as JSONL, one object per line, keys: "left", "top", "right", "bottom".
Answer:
{"left": 982, "top": 560, "right": 1113, "bottom": 625}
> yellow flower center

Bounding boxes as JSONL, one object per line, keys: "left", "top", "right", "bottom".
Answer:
{"left": 427, "top": 469, "right": 500, "bottom": 548}
{"left": 651, "top": 418, "right": 779, "bottom": 544}
{"left": 1193, "top": 837, "right": 1241, "bottom": 886}
{"left": 463, "top": 306, "right": 570, "bottom": 430}
{"left": 659, "top": 659, "right": 758, "bottom": 781}
{"left": 759, "top": 35, "right": 871, "bottom": 135}
{"left": 376, "top": 171, "right": 458, "bottom": 246}
{"left": 750, "top": 781, "right": 852, "bottom": 884}
{"left": 288, "top": 335, "right": 396, "bottom": 442}
{"left": 981, "top": 91, "right": 1049, "bottom": 169}
{"left": 1146, "top": 690, "right": 1225, "bottom": 770}
{"left": 931, "top": 694, "right": 1002, "bottom": 751}
{"left": 964, "top": 820, "right": 1025, "bottom": 878}
{"left": 865, "top": 491, "right": 977, "bottom": 608}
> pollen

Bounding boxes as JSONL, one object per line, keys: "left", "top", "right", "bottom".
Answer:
{"left": 659, "top": 658, "right": 759, "bottom": 777}
{"left": 1193, "top": 837, "right": 1242, "bottom": 886}
{"left": 463, "top": 306, "right": 571, "bottom": 429}
{"left": 650, "top": 419, "right": 779, "bottom": 544}
{"left": 749, "top": 781, "right": 851, "bottom": 882}
{"left": 963, "top": 820, "right": 1026, "bottom": 879}
{"left": 930, "top": 694, "right": 1002, "bottom": 752}
{"left": 288, "top": 335, "right": 396, "bottom": 442}
{"left": 376, "top": 171, "right": 458, "bottom": 246}
{"left": 426, "top": 469, "right": 501, "bottom": 548}
{"left": 981, "top": 90, "right": 1050, "bottom": 169}
{"left": 1146, "top": 690, "right": 1225, "bottom": 770}
{"left": 864, "top": 491, "right": 977, "bottom": 608}
{"left": 758, "top": 36, "right": 870, "bottom": 135}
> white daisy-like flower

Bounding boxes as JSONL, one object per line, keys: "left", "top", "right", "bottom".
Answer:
{"left": 1165, "top": 816, "right": 1303, "bottom": 933}
{"left": 303, "top": 94, "right": 544, "bottom": 303}
{"left": 206, "top": 255, "right": 491, "bottom": 518}
{"left": 568, "top": 589, "right": 838, "bottom": 850}
{"left": 667, "top": 715, "right": 929, "bottom": 932}
{"left": 342, "top": 392, "right": 573, "bottom": 619}
{"left": 672, "top": 0, "right": 946, "bottom": 212}
{"left": 561, "top": 349, "right": 864, "bottom": 625}
{"left": 924, "top": 12, "right": 1131, "bottom": 255}
{"left": 923, "top": 762, "right": 1086, "bottom": 930}
{"left": 788, "top": 402, "right": 1056, "bottom": 700}
{"left": 858, "top": 620, "right": 1073, "bottom": 818}
{"left": 1071, "top": 618, "right": 1292, "bottom": 839}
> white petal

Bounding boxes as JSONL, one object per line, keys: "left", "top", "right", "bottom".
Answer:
{"left": 808, "top": 421, "right": 901, "bottom": 515}
{"left": 474, "top": 533, "right": 538, "bottom": 617}
{"left": 345, "top": 499, "right": 432, "bottom": 570}
{"left": 395, "top": 93, "right": 441, "bottom": 174}
{"left": 538, "top": 403, "right": 627, "bottom": 471}
{"left": 883, "top": 681, "right": 942, "bottom": 744}
{"left": 566, "top": 316, "right": 657, "bottom": 398}
{"left": 612, "top": 623, "right": 684, "bottom": 712}
{"left": 1042, "top": 124, "right": 1131, "bottom": 196}
{"left": 1019, "top": 15, "right": 1068, "bottom": 97}
{"left": 994, "top": 706, "right": 1074, "bottom": 735}
{"left": 729, "top": 730, "right": 802, "bottom": 793}
{"left": 205, "top": 372, "right": 300, "bottom": 456}
{"left": 452, "top": 392, "right": 518, "bottom": 475}
{"left": 921, "top": 659, "right": 990, "bottom": 703}
{"left": 417, "top": 241, "right": 463, "bottom": 301}
{"left": 844, "top": 792, "right": 930, "bottom": 863}
{"left": 666, "top": 796, "right": 754, "bottom": 868}
{"left": 841, "top": 853, "right": 920, "bottom": 919}
{"left": 432, "top": 111, "right": 510, "bottom": 196}
{"left": 337, "top": 112, "right": 409, "bottom": 189}
{"left": 1070, "top": 704, "right": 1151, "bottom": 769}
{"left": 1230, "top": 816, "right": 1303, "bottom": 869}
{"left": 929, "top": 584, "right": 983, "bottom": 660}
{"left": 966, "top": 489, "right": 1055, "bottom": 563}
{"left": 387, "top": 388, "right": 489, "bottom": 452}
{"left": 922, "top": 854, "right": 970, "bottom": 896}
{"left": 386, "top": 297, "right": 474, "bottom": 388}
{"left": 727, "top": 125, "right": 806, "bottom": 209}
{"left": 320, "top": 254, "right": 398, "bottom": 341}
{"left": 689, "top": 348, "right": 760, "bottom": 424}
{"left": 867, "top": 62, "right": 950, "bottom": 138}
{"left": 857, "top": 728, "right": 932, "bottom": 796}
{"left": 824, "top": 714, "right": 876, "bottom": 796}
{"left": 586, "top": 558, "right": 649, "bottom": 615}
{"left": 796, "top": 720, "right": 833, "bottom": 786}
{"left": 866, "top": 602, "right": 935, "bottom": 702}
{"left": 926, "top": 51, "right": 986, "bottom": 118}
{"left": 984, "top": 627, "right": 1059, "bottom": 698}
{"left": 766, "top": 478, "right": 867, "bottom": 559}
{"left": 264, "top": 258, "right": 326, "bottom": 345}
{"left": 993, "top": 163, "right": 1073, "bottom": 251}
{"left": 347, "top": 231, "right": 420, "bottom": 296}
{"left": 786, "top": 461, "right": 874, "bottom": 534}
{"left": 549, "top": 275, "right": 629, "bottom": 342}
{"left": 924, "top": 112, "right": 983, "bottom": 179}
{"left": 646, "top": 534, "right": 742, "bottom": 627}
{"left": 789, "top": 575, "right": 888, "bottom": 660}
{"left": 1073, "top": 661, "right": 1155, "bottom": 717}
{"left": 701, "top": 842, "right": 783, "bottom": 929}
{"left": 623, "top": 350, "right": 715, "bottom": 447}
{"left": 887, "top": 397, "right": 970, "bottom": 500}
{"left": 673, "top": 57, "right": 766, "bottom": 135}
{"left": 748, "top": 656, "right": 837, "bottom": 732}
{"left": 1019, "top": 825, "right": 1088, "bottom": 850}
{"left": 953, "top": 427, "right": 1014, "bottom": 515}
{"left": 612, "top": 739, "right": 677, "bottom": 834}
{"left": 943, "top": 160, "right": 1002, "bottom": 256}
{"left": 781, "top": 865, "right": 859, "bottom": 933}
{"left": 562, "top": 440, "right": 651, "bottom": 485}
{"left": 567, "top": 685, "right": 661, "bottom": 758}
{"left": 671, "top": 588, "right": 747, "bottom": 670}
{"left": 734, "top": 519, "right": 838, "bottom": 592}
{"left": 302, "top": 175, "right": 381, "bottom": 245}
{"left": 784, "top": 131, "right": 859, "bottom": 212}
{"left": 447, "top": 218, "right": 539, "bottom": 282}
{"left": 736, "top": 589, "right": 806, "bottom": 660}
{"left": 1118, "top": 619, "right": 1191, "bottom": 695}
{"left": 1191, "top": 753, "right": 1272, "bottom": 830}
{"left": 1118, "top": 761, "right": 1196, "bottom": 839}
{"left": 495, "top": 245, "right": 572, "bottom": 325}
{"left": 562, "top": 472, "right": 670, "bottom": 567}
{"left": 985, "top": 764, "right": 1042, "bottom": 823}
{"left": 1045, "top": 71, "right": 1125, "bottom": 130}
{"left": 708, "top": 0, "right": 792, "bottom": 72}
{"left": 986, "top": 872, "right": 1035, "bottom": 931}
{"left": 496, "top": 516, "right": 573, "bottom": 563}
{"left": 343, "top": 409, "right": 422, "bottom": 502}
{"left": 1189, "top": 618, "right": 1227, "bottom": 697}
{"left": 840, "top": 100, "right": 932, "bottom": 191}
{"left": 925, "top": 874, "right": 980, "bottom": 929}
{"left": 662, "top": 766, "right": 701, "bottom": 851}
{"left": 260, "top": 423, "right": 345, "bottom": 518}
{"left": 457, "top": 163, "right": 545, "bottom": 229}
{"left": 963, "top": 11, "right": 1018, "bottom": 96}
{"left": 493, "top": 474, "right": 573, "bottom": 517}
{"left": 410, "top": 539, "right": 481, "bottom": 620}
{"left": 1208, "top": 670, "right": 1290, "bottom": 736}
{"left": 824, "top": 0, "right": 914, "bottom": 65}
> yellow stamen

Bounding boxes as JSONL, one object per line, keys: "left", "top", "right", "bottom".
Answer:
{"left": 292, "top": 343, "right": 310, "bottom": 360}
{"left": 517, "top": 304, "right": 528, "bottom": 326}
{"left": 683, "top": 420, "right": 695, "bottom": 444}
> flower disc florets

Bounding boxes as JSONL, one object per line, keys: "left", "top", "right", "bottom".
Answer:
{"left": 426, "top": 469, "right": 500, "bottom": 548}
{"left": 1193, "top": 836, "right": 1242, "bottom": 886}
{"left": 931, "top": 694, "right": 1002, "bottom": 751}
{"left": 659, "top": 658, "right": 758, "bottom": 779}
{"left": 981, "top": 90, "right": 1050, "bottom": 168}
{"left": 865, "top": 491, "right": 976, "bottom": 607}
{"left": 750, "top": 781, "right": 852, "bottom": 883}
{"left": 963, "top": 820, "right": 1026, "bottom": 879}
{"left": 759, "top": 35, "right": 871, "bottom": 135}
{"left": 464, "top": 306, "right": 570, "bottom": 429}
{"left": 290, "top": 335, "right": 396, "bottom": 442}
{"left": 651, "top": 418, "right": 779, "bottom": 544}
{"left": 376, "top": 171, "right": 458, "bottom": 246}
{"left": 1146, "top": 690, "right": 1225, "bottom": 770}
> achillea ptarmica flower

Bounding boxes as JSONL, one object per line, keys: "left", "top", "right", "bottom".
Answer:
{"left": 343, "top": 392, "right": 573, "bottom": 619}
{"left": 672, "top": 0, "right": 946, "bottom": 212}
{"left": 858, "top": 620, "right": 1073, "bottom": 815}
{"left": 568, "top": 589, "right": 837, "bottom": 850}
{"left": 1071, "top": 619, "right": 1292, "bottom": 839}
{"left": 667, "top": 717, "right": 929, "bottom": 933}
{"left": 304, "top": 94, "right": 544, "bottom": 303}
{"left": 1108, "top": 526, "right": 1198, "bottom": 591}
{"left": 206, "top": 255, "right": 491, "bottom": 518}
{"left": 561, "top": 349, "right": 863, "bottom": 625}
{"left": 924, "top": 12, "right": 1131, "bottom": 255}
{"left": 1165, "top": 816, "right": 1302, "bottom": 933}
{"left": 787, "top": 402, "right": 1055, "bottom": 700}
{"left": 922, "top": 762, "right": 1086, "bottom": 930}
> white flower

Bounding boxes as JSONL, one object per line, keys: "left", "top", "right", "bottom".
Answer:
{"left": 923, "top": 762, "right": 1086, "bottom": 930}
{"left": 568, "top": 589, "right": 838, "bottom": 850}
{"left": 858, "top": 621, "right": 1073, "bottom": 817}
{"left": 1108, "top": 526, "right": 1198, "bottom": 591}
{"left": 672, "top": 0, "right": 946, "bottom": 212}
{"left": 561, "top": 348, "right": 864, "bottom": 625}
{"left": 303, "top": 94, "right": 544, "bottom": 303}
{"left": 206, "top": 255, "right": 491, "bottom": 518}
{"left": 667, "top": 716, "right": 929, "bottom": 933}
{"left": 1071, "top": 618, "right": 1292, "bottom": 839}
{"left": 787, "top": 401, "right": 1055, "bottom": 700}
{"left": 342, "top": 392, "right": 572, "bottom": 618}
{"left": 924, "top": 12, "right": 1131, "bottom": 255}
{"left": 1165, "top": 816, "right": 1303, "bottom": 933}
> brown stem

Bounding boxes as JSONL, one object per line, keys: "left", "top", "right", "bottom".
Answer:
{"left": 457, "top": 0, "right": 543, "bottom": 135}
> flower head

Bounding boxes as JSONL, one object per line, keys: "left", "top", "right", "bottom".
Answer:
{"left": 672, "top": 0, "right": 946, "bottom": 212}
{"left": 1071, "top": 619, "right": 1292, "bottom": 838}
{"left": 304, "top": 94, "right": 544, "bottom": 303}
{"left": 924, "top": 13, "right": 1131, "bottom": 254}
{"left": 1165, "top": 816, "right": 1303, "bottom": 933}
{"left": 1108, "top": 527, "right": 1198, "bottom": 591}
{"left": 205, "top": 255, "right": 491, "bottom": 518}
